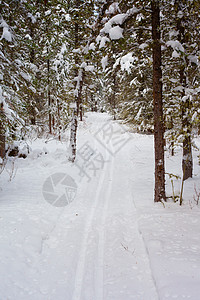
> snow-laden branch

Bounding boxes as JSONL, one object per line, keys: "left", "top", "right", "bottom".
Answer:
{"left": 96, "top": 5, "right": 140, "bottom": 47}
{"left": 0, "top": 18, "right": 12, "bottom": 42}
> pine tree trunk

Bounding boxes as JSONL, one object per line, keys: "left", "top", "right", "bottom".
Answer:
{"left": 176, "top": 3, "right": 193, "bottom": 180}
{"left": 69, "top": 109, "right": 78, "bottom": 162}
{"left": 57, "top": 99, "right": 61, "bottom": 141}
{"left": 47, "top": 58, "right": 52, "bottom": 134}
{"left": 29, "top": 18, "right": 37, "bottom": 126}
{"left": 0, "top": 104, "right": 5, "bottom": 159}
{"left": 0, "top": 130, "right": 5, "bottom": 159}
{"left": 80, "top": 104, "right": 83, "bottom": 121}
{"left": 151, "top": 0, "right": 166, "bottom": 202}
{"left": 94, "top": 100, "right": 97, "bottom": 112}
{"left": 180, "top": 67, "right": 193, "bottom": 180}
{"left": 79, "top": 70, "right": 84, "bottom": 121}
{"left": 69, "top": 0, "right": 80, "bottom": 162}
{"left": 113, "top": 72, "right": 116, "bottom": 120}
{"left": 182, "top": 135, "right": 192, "bottom": 180}
{"left": 169, "top": 117, "right": 175, "bottom": 156}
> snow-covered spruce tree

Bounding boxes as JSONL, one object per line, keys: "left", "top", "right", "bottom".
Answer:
{"left": 151, "top": 0, "right": 166, "bottom": 202}
{"left": 176, "top": 0, "right": 199, "bottom": 181}
{"left": 95, "top": 2, "right": 127, "bottom": 120}
{"left": 162, "top": 0, "right": 200, "bottom": 181}
{"left": 1, "top": 0, "right": 73, "bottom": 148}
{"left": 82, "top": 53, "right": 103, "bottom": 113}
{"left": 95, "top": 0, "right": 166, "bottom": 202}
{"left": 0, "top": 89, "right": 5, "bottom": 159}
{"left": 30, "top": 0, "right": 71, "bottom": 136}
{"left": 116, "top": 4, "right": 153, "bottom": 131}
{"left": 66, "top": 0, "right": 96, "bottom": 162}
{"left": 0, "top": 1, "right": 31, "bottom": 155}
{"left": 99, "top": 43, "right": 122, "bottom": 120}
{"left": 96, "top": 0, "right": 154, "bottom": 132}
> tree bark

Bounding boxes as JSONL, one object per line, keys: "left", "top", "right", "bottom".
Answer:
{"left": 176, "top": 1, "right": 193, "bottom": 180}
{"left": 180, "top": 67, "right": 193, "bottom": 180}
{"left": 69, "top": 0, "right": 80, "bottom": 162}
{"left": 69, "top": 109, "right": 78, "bottom": 162}
{"left": 47, "top": 57, "right": 52, "bottom": 134}
{"left": 80, "top": 104, "right": 83, "bottom": 121}
{"left": 0, "top": 104, "right": 5, "bottom": 159}
{"left": 79, "top": 69, "right": 84, "bottom": 121}
{"left": 112, "top": 72, "right": 116, "bottom": 120}
{"left": 151, "top": 1, "right": 166, "bottom": 202}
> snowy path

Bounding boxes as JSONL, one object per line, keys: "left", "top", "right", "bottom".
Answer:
{"left": 71, "top": 113, "right": 158, "bottom": 300}
{"left": 1, "top": 112, "right": 200, "bottom": 299}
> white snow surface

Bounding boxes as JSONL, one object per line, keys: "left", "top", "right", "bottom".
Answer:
{"left": 99, "top": 36, "right": 110, "bottom": 49}
{"left": 106, "top": 3, "right": 121, "bottom": 15}
{"left": 108, "top": 26, "right": 123, "bottom": 40}
{"left": 166, "top": 40, "right": 185, "bottom": 53}
{"left": 0, "top": 112, "right": 200, "bottom": 300}
{"left": 114, "top": 53, "right": 135, "bottom": 73}
{"left": 89, "top": 42, "right": 95, "bottom": 51}
{"left": 0, "top": 19, "right": 12, "bottom": 42}
{"left": 101, "top": 55, "right": 108, "bottom": 72}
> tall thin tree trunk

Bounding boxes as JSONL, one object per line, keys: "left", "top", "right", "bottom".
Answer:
{"left": 169, "top": 117, "right": 175, "bottom": 156}
{"left": 80, "top": 104, "right": 83, "bottom": 121}
{"left": 0, "top": 128, "right": 5, "bottom": 159}
{"left": 0, "top": 104, "right": 5, "bottom": 159}
{"left": 45, "top": 0, "right": 52, "bottom": 134}
{"left": 69, "top": 109, "right": 78, "bottom": 162}
{"left": 79, "top": 69, "right": 84, "bottom": 121}
{"left": 29, "top": 18, "right": 37, "bottom": 126}
{"left": 180, "top": 67, "right": 193, "bottom": 180}
{"left": 113, "top": 72, "right": 116, "bottom": 120}
{"left": 176, "top": 1, "right": 193, "bottom": 180}
{"left": 57, "top": 99, "right": 61, "bottom": 141}
{"left": 47, "top": 58, "right": 52, "bottom": 134}
{"left": 151, "top": 0, "right": 166, "bottom": 202}
{"left": 69, "top": 0, "right": 80, "bottom": 162}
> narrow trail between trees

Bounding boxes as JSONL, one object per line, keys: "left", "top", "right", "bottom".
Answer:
{"left": 71, "top": 136, "right": 113, "bottom": 300}
{"left": 71, "top": 113, "right": 158, "bottom": 300}
{"left": 1, "top": 112, "right": 178, "bottom": 300}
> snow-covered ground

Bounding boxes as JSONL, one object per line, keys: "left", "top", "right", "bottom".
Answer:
{"left": 0, "top": 112, "right": 200, "bottom": 300}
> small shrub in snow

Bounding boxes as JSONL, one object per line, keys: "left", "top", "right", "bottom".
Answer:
{"left": 193, "top": 184, "right": 200, "bottom": 206}
{"left": 6, "top": 141, "right": 31, "bottom": 159}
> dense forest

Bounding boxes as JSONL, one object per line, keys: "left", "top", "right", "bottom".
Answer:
{"left": 0, "top": 0, "right": 200, "bottom": 203}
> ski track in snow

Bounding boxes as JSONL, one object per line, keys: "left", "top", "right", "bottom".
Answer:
{"left": 71, "top": 155, "right": 108, "bottom": 300}
{"left": 130, "top": 182, "right": 159, "bottom": 300}
{"left": 72, "top": 114, "right": 158, "bottom": 300}
{"left": 72, "top": 116, "right": 113, "bottom": 300}
{"left": 95, "top": 139, "right": 115, "bottom": 300}
{"left": 132, "top": 195, "right": 160, "bottom": 300}
{"left": 1, "top": 112, "right": 200, "bottom": 300}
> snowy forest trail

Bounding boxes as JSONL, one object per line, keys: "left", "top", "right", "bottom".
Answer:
{"left": 1, "top": 112, "right": 200, "bottom": 300}
{"left": 69, "top": 113, "right": 158, "bottom": 300}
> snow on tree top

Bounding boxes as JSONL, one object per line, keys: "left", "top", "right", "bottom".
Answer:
{"left": 106, "top": 2, "right": 121, "bottom": 15}
{"left": 89, "top": 43, "right": 95, "bottom": 51}
{"left": 109, "top": 14, "right": 126, "bottom": 25}
{"left": 166, "top": 40, "right": 185, "bottom": 52}
{"left": 101, "top": 55, "right": 108, "bottom": 72}
{"left": 109, "top": 26, "right": 123, "bottom": 40}
{"left": 113, "top": 53, "right": 135, "bottom": 73}
{"left": 0, "top": 19, "right": 12, "bottom": 42}
{"left": 27, "top": 13, "right": 36, "bottom": 23}
{"left": 65, "top": 14, "right": 71, "bottom": 21}
{"left": 99, "top": 36, "right": 110, "bottom": 49}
